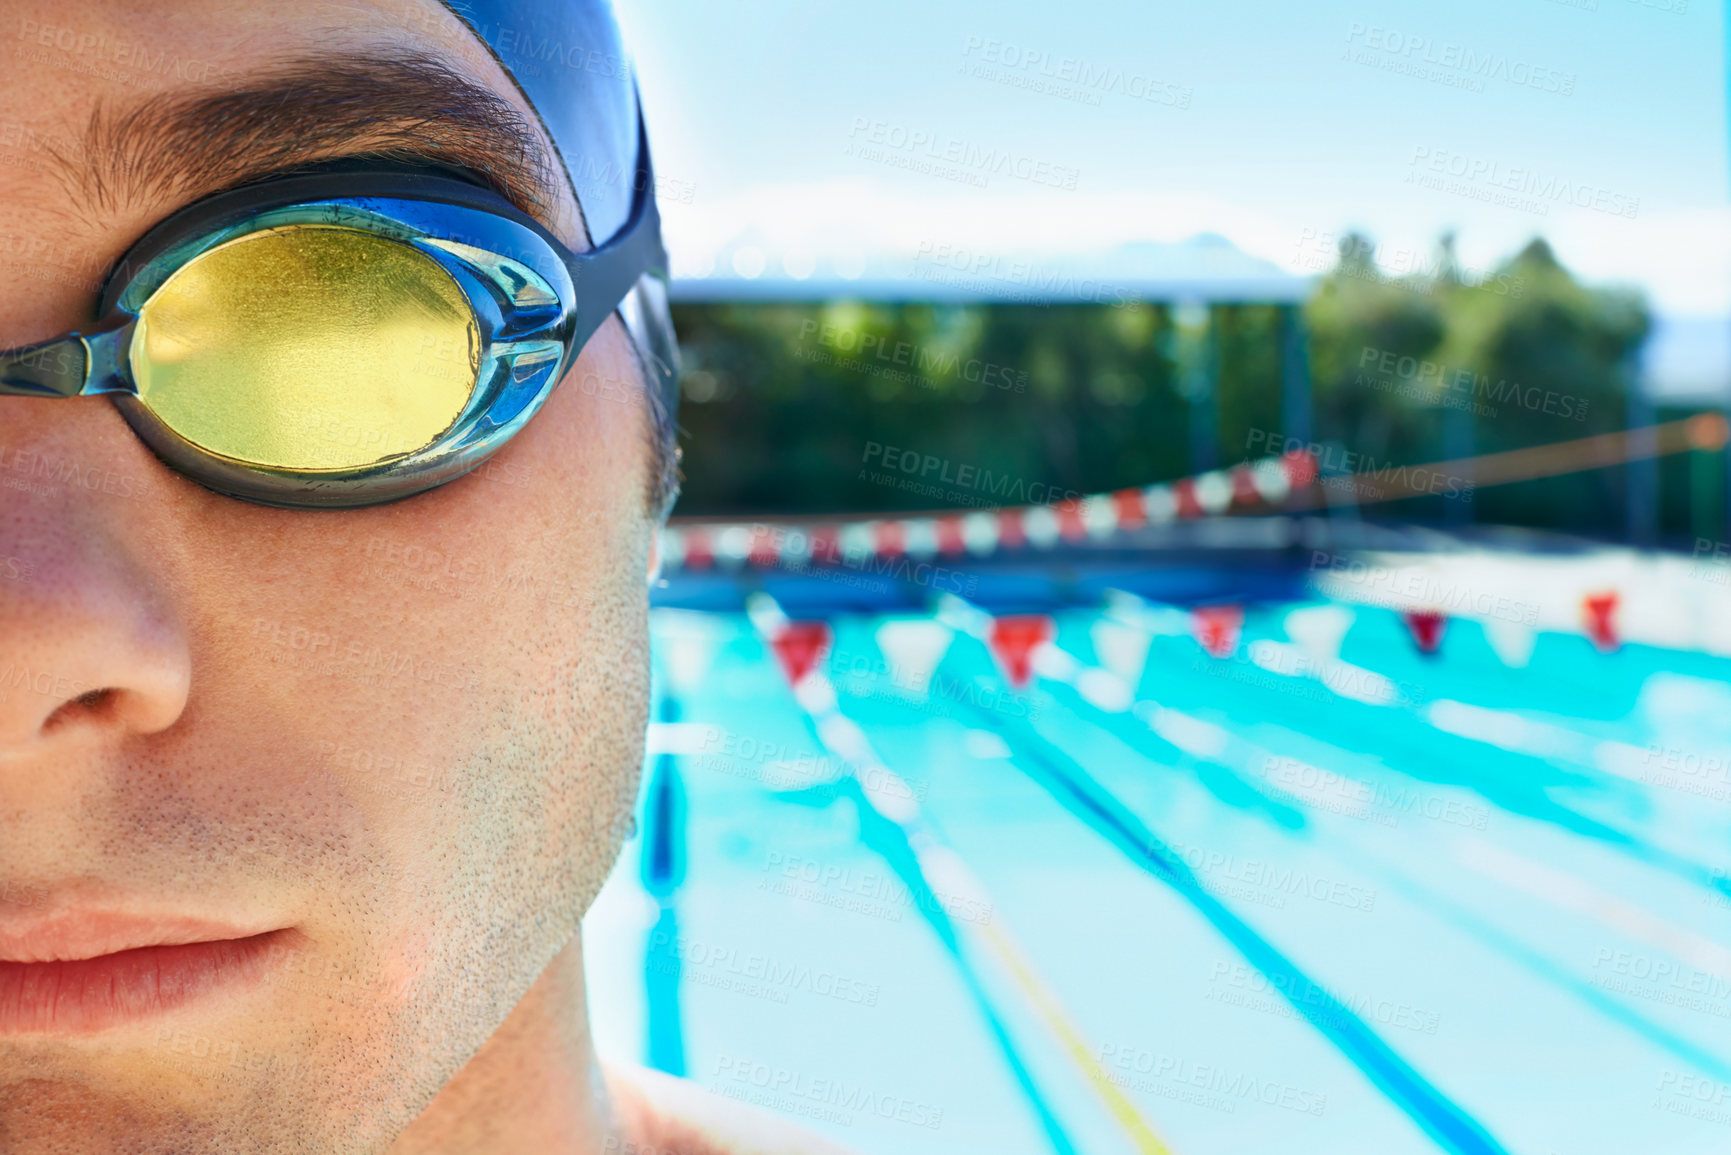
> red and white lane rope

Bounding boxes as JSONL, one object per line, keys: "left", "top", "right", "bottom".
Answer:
{"left": 659, "top": 450, "right": 1318, "bottom": 572}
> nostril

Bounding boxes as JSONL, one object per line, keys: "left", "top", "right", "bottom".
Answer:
{"left": 40, "top": 688, "right": 118, "bottom": 734}
{"left": 71, "top": 688, "right": 115, "bottom": 711}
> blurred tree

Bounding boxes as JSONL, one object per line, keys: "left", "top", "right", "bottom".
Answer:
{"left": 1303, "top": 232, "right": 1447, "bottom": 472}
{"left": 1305, "top": 232, "right": 1648, "bottom": 530}
{"left": 1442, "top": 239, "right": 1647, "bottom": 533}
{"left": 669, "top": 236, "right": 1660, "bottom": 538}
{"left": 670, "top": 302, "right": 1187, "bottom": 516}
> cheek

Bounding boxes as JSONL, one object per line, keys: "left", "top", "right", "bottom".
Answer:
{"left": 161, "top": 314, "right": 655, "bottom": 922}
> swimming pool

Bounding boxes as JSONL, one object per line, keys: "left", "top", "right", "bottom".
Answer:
{"left": 584, "top": 541, "right": 1731, "bottom": 1154}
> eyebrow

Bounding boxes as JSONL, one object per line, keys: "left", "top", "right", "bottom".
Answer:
{"left": 49, "top": 49, "right": 564, "bottom": 225}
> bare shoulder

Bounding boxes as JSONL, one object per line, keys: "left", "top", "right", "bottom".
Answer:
{"left": 602, "top": 1061, "right": 862, "bottom": 1155}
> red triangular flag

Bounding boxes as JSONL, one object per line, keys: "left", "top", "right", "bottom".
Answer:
{"left": 1402, "top": 610, "right": 1447, "bottom": 655}
{"left": 770, "top": 621, "right": 833, "bottom": 685}
{"left": 989, "top": 615, "right": 1053, "bottom": 688}
{"left": 1583, "top": 591, "right": 1619, "bottom": 653}
{"left": 1191, "top": 605, "right": 1244, "bottom": 659}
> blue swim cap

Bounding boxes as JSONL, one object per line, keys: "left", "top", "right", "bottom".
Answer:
{"left": 439, "top": 0, "right": 643, "bottom": 246}
{"left": 439, "top": 0, "right": 679, "bottom": 422}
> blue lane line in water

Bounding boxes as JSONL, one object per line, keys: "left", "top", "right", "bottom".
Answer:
{"left": 773, "top": 776, "right": 1082, "bottom": 1155}
{"left": 1138, "top": 636, "right": 1730, "bottom": 902}
{"left": 1034, "top": 660, "right": 1731, "bottom": 1088}
{"left": 641, "top": 695, "right": 688, "bottom": 1077}
{"left": 1044, "top": 679, "right": 1309, "bottom": 832}
{"left": 954, "top": 699, "right": 1513, "bottom": 1155}
{"left": 644, "top": 904, "right": 687, "bottom": 1077}
{"left": 1364, "top": 851, "right": 1731, "bottom": 1084}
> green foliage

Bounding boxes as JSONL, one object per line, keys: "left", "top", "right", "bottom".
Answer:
{"left": 669, "top": 236, "right": 1664, "bottom": 537}
{"left": 670, "top": 302, "right": 1191, "bottom": 516}
{"left": 1304, "top": 233, "right": 1650, "bottom": 531}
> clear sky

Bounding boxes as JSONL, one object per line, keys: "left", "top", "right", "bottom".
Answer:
{"left": 620, "top": 0, "right": 1726, "bottom": 316}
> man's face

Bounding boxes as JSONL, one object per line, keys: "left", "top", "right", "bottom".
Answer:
{"left": 0, "top": 1, "right": 656, "bottom": 1149}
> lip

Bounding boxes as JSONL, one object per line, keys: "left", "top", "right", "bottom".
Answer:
{"left": 0, "top": 912, "right": 283, "bottom": 965}
{"left": 0, "top": 913, "right": 297, "bottom": 1035}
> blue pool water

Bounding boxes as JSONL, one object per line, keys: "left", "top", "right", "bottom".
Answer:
{"left": 583, "top": 568, "right": 1731, "bottom": 1155}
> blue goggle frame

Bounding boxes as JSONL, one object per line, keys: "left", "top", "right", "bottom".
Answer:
{"left": 0, "top": 121, "right": 675, "bottom": 510}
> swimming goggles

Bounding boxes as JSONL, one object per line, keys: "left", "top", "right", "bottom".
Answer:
{"left": 0, "top": 121, "right": 675, "bottom": 510}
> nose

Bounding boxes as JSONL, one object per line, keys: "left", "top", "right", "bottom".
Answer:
{"left": 0, "top": 499, "right": 190, "bottom": 759}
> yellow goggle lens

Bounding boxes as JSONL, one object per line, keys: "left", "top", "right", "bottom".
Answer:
{"left": 130, "top": 226, "right": 481, "bottom": 472}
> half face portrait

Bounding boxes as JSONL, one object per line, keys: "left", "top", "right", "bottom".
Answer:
{"left": 0, "top": 1, "right": 725, "bottom": 1151}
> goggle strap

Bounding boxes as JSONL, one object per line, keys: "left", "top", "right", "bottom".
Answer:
{"left": 0, "top": 336, "right": 88, "bottom": 399}
{"left": 555, "top": 115, "right": 667, "bottom": 328}
{"left": 0, "top": 319, "right": 137, "bottom": 399}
